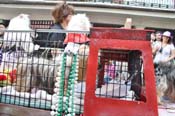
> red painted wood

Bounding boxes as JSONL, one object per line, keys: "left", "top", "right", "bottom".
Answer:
{"left": 84, "top": 28, "right": 158, "bottom": 116}
{"left": 90, "top": 27, "right": 152, "bottom": 41}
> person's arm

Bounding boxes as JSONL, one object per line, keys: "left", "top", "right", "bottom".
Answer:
{"left": 152, "top": 45, "right": 160, "bottom": 55}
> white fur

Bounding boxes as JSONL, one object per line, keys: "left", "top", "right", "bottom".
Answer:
{"left": 3, "top": 14, "right": 39, "bottom": 53}
{"left": 0, "top": 86, "right": 52, "bottom": 100}
{"left": 64, "top": 14, "right": 91, "bottom": 81}
{"left": 67, "top": 14, "right": 91, "bottom": 31}
{"left": 0, "top": 51, "right": 27, "bottom": 72}
{"left": 15, "top": 55, "right": 62, "bottom": 93}
{"left": 8, "top": 14, "right": 31, "bottom": 30}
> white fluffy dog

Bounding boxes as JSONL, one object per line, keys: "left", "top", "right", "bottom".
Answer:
{"left": 3, "top": 14, "right": 39, "bottom": 53}
{"left": 64, "top": 14, "right": 91, "bottom": 81}
{"left": 15, "top": 55, "right": 61, "bottom": 94}
{"left": 15, "top": 14, "right": 91, "bottom": 95}
{"left": 67, "top": 13, "right": 91, "bottom": 31}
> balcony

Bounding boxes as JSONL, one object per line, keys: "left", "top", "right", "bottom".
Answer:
{"left": 0, "top": 0, "right": 175, "bottom": 29}
{"left": 0, "top": 0, "right": 174, "bottom": 10}
{"left": 67, "top": 0, "right": 175, "bottom": 9}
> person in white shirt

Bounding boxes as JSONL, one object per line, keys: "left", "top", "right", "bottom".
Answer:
{"left": 152, "top": 31, "right": 162, "bottom": 48}
{"left": 150, "top": 32, "right": 156, "bottom": 48}
{"left": 153, "top": 31, "right": 175, "bottom": 64}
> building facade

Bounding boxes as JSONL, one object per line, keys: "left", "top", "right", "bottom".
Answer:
{"left": 0, "top": 0, "right": 175, "bottom": 30}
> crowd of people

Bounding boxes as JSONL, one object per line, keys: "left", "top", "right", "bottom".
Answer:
{"left": 151, "top": 30, "right": 175, "bottom": 73}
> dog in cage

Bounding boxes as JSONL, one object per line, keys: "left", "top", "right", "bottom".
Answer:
{"left": 156, "top": 62, "right": 175, "bottom": 104}
{"left": 15, "top": 14, "right": 91, "bottom": 95}
{"left": 64, "top": 13, "right": 91, "bottom": 81}
{"left": 3, "top": 14, "right": 40, "bottom": 53}
{"left": 0, "top": 14, "right": 40, "bottom": 80}
{"left": 15, "top": 55, "right": 61, "bottom": 94}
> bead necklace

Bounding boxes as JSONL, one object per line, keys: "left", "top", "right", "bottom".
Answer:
{"left": 51, "top": 53, "right": 79, "bottom": 116}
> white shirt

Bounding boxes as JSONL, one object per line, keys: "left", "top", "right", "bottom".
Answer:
{"left": 154, "top": 43, "right": 175, "bottom": 64}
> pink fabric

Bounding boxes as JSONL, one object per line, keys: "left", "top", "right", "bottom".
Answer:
{"left": 105, "top": 64, "right": 115, "bottom": 79}
{"left": 64, "top": 33, "right": 90, "bottom": 44}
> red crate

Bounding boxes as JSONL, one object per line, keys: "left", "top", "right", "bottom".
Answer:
{"left": 84, "top": 27, "right": 158, "bottom": 116}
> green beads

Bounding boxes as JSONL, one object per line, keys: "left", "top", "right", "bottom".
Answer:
{"left": 51, "top": 53, "right": 79, "bottom": 116}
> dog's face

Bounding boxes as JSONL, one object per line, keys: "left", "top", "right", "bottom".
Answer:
{"left": 67, "top": 14, "right": 91, "bottom": 31}
{"left": 8, "top": 14, "right": 31, "bottom": 30}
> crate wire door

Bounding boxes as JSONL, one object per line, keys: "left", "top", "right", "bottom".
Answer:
{"left": 84, "top": 28, "right": 158, "bottom": 116}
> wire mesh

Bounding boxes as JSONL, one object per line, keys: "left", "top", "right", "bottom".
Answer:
{"left": 0, "top": 29, "right": 146, "bottom": 116}
{"left": 95, "top": 49, "right": 145, "bottom": 101}
{"left": 0, "top": 29, "right": 88, "bottom": 115}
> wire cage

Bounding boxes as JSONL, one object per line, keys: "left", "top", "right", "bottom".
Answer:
{"left": 95, "top": 49, "right": 143, "bottom": 101}
{"left": 0, "top": 30, "right": 59, "bottom": 109}
{"left": 0, "top": 27, "right": 158, "bottom": 116}
{"left": 0, "top": 29, "right": 89, "bottom": 116}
